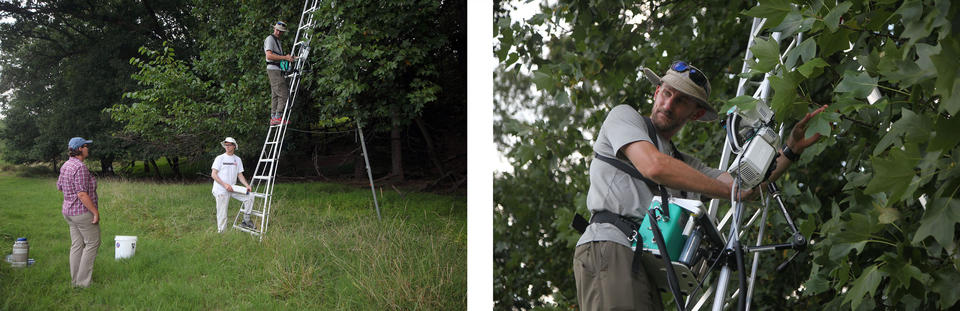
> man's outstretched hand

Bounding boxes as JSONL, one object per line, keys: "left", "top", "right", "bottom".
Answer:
{"left": 786, "top": 105, "right": 829, "bottom": 153}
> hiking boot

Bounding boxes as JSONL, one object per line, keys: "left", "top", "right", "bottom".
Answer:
{"left": 240, "top": 220, "right": 255, "bottom": 229}
{"left": 270, "top": 117, "right": 281, "bottom": 125}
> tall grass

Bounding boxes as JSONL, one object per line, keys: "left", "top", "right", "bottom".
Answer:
{"left": 0, "top": 173, "right": 466, "bottom": 309}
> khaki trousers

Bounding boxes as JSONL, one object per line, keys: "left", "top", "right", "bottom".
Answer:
{"left": 574, "top": 241, "right": 663, "bottom": 311}
{"left": 63, "top": 212, "right": 100, "bottom": 287}
{"left": 267, "top": 69, "right": 289, "bottom": 116}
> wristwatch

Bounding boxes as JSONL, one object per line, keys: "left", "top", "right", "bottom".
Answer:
{"left": 782, "top": 145, "right": 801, "bottom": 161}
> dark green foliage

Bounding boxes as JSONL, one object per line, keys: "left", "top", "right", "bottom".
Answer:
{"left": 0, "top": 0, "right": 197, "bottom": 169}
{"left": 495, "top": 0, "right": 960, "bottom": 309}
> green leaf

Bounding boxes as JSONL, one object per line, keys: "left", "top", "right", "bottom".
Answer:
{"left": 835, "top": 71, "right": 877, "bottom": 98}
{"left": 800, "top": 189, "right": 822, "bottom": 214}
{"left": 804, "top": 272, "right": 830, "bottom": 295}
{"left": 863, "top": 148, "right": 920, "bottom": 204}
{"left": 531, "top": 70, "right": 556, "bottom": 93}
{"left": 873, "top": 108, "right": 930, "bottom": 155}
{"left": 912, "top": 198, "right": 960, "bottom": 254}
{"left": 722, "top": 95, "right": 759, "bottom": 115}
{"left": 895, "top": 0, "right": 931, "bottom": 50}
{"left": 768, "top": 71, "right": 804, "bottom": 120}
{"left": 891, "top": 262, "right": 932, "bottom": 290}
{"left": 804, "top": 112, "right": 831, "bottom": 138}
{"left": 823, "top": 2, "right": 852, "bottom": 33}
{"left": 770, "top": 9, "right": 813, "bottom": 39}
{"left": 930, "top": 114, "right": 960, "bottom": 151}
{"left": 785, "top": 38, "right": 817, "bottom": 70}
{"left": 843, "top": 265, "right": 888, "bottom": 310}
{"left": 876, "top": 206, "right": 900, "bottom": 224}
{"left": 829, "top": 240, "right": 867, "bottom": 261}
{"left": 554, "top": 89, "right": 570, "bottom": 106}
{"left": 818, "top": 28, "right": 853, "bottom": 58}
{"left": 931, "top": 37, "right": 960, "bottom": 115}
{"left": 932, "top": 268, "right": 960, "bottom": 308}
{"left": 742, "top": 0, "right": 793, "bottom": 27}
{"left": 797, "top": 58, "right": 829, "bottom": 78}
{"left": 750, "top": 37, "right": 781, "bottom": 73}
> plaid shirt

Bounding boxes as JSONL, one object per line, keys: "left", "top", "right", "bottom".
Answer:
{"left": 57, "top": 157, "right": 97, "bottom": 216}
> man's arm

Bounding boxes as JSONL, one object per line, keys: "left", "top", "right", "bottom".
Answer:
{"left": 624, "top": 105, "right": 829, "bottom": 201}
{"left": 211, "top": 168, "right": 234, "bottom": 193}
{"left": 764, "top": 105, "right": 829, "bottom": 184}
{"left": 265, "top": 50, "right": 294, "bottom": 62}
{"left": 237, "top": 173, "right": 251, "bottom": 192}
{"left": 622, "top": 141, "right": 735, "bottom": 199}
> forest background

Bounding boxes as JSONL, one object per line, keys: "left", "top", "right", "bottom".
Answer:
{"left": 0, "top": 0, "right": 467, "bottom": 191}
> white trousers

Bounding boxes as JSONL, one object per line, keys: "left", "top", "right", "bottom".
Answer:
{"left": 213, "top": 192, "right": 253, "bottom": 233}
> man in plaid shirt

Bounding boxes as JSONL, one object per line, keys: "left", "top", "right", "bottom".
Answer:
{"left": 56, "top": 137, "right": 100, "bottom": 288}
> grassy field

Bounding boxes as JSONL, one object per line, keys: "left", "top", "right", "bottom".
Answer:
{"left": 0, "top": 171, "right": 466, "bottom": 310}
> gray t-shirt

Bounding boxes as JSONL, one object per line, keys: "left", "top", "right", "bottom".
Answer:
{"left": 576, "top": 104, "right": 722, "bottom": 248}
{"left": 264, "top": 35, "right": 284, "bottom": 71}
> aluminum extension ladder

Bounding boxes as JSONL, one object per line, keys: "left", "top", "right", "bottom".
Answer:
{"left": 686, "top": 16, "right": 804, "bottom": 311}
{"left": 232, "top": 0, "right": 324, "bottom": 240}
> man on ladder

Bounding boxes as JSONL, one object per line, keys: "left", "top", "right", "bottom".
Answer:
{"left": 573, "top": 61, "right": 826, "bottom": 310}
{"left": 264, "top": 21, "right": 296, "bottom": 125}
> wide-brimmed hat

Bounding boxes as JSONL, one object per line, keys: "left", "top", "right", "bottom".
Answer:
{"left": 221, "top": 137, "right": 238, "bottom": 149}
{"left": 274, "top": 21, "right": 288, "bottom": 32}
{"left": 640, "top": 61, "right": 717, "bottom": 121}
{"left": 68, "top": 137, "right": 93, "bottom": 150}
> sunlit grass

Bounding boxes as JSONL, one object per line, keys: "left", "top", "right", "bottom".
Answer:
{"left": 0, "top": 173, "right": 466, "bottom": 310}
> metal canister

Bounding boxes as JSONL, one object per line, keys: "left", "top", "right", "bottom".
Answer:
{"left": 11, "top": 237, "right": 29, "bottom": 268}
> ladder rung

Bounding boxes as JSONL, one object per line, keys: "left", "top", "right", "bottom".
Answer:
{"left": 233, "top": 224, "right": 261, "bottom": 235}
{"left": 265, "top": 141, "right": 278, "bottom": 145}
{"left": 259, "top": 159, "right": 275, "bottom": 163}
{"left": 253, "top": 175, "right": 272, "bottom": 180}
{"left": 249, "top": 210, "right": 264, "bottom": 218}
{"left": 250, "top": 192, "right": 269, "bottom": 198}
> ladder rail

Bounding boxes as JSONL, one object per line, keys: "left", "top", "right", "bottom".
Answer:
{"left": 692, "top": 13, "right": 804, "bottom": 311}
{"left": 233, "top": 0, "right": 320, "bottom": 239}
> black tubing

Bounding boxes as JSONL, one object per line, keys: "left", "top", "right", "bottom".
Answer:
{"left": 648, "top": 208, "right": 685, "bottom": 311}
{"left": 736, "top": 239, "right": 747, "bottom": 311}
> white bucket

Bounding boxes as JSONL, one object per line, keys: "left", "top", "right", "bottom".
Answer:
{"left": 115, "top": 235, "right": 137, "bottom": 260}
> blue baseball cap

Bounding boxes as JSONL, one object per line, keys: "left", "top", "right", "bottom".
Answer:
{"left": 68, "top": 137, "right": 93, "bottom": 150}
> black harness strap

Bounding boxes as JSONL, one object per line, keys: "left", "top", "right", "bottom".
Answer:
{"left": 590, "top": 115, "right": 688, "bottom": 310}
{"left": 266, "top": 34, "right": 286, "bottom": 67}
{"left": 589, "top": 211, "right": 640, "bottom": 241}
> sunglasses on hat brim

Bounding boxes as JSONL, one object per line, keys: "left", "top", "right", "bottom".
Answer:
{"left": 670, "top": 61, "right": 708, "bottom": 91}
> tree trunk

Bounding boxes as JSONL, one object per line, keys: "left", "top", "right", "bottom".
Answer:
{"left": 148, "top": 158, "right": 161, "bottom": 179}
{"left": 100, "top": 154, "right": 114, "bottom": 176}
{"left": 390, "top": 105, "right": 404, "bottom": 180}
{"left": 143, "top": 159, "right": 150, "bottom": 173}
{"left": 415, "top": 117, "right": 446, "bottom": 176}
{"left": 167, "top": 156, "right": 181, "bottom": 179}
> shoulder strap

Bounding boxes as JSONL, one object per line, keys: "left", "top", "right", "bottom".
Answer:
{"left": 270, "top": 34, "right": 284, "bottom": 55}
{"left": 594, "top": 115, "right": 671, "bottom": 214}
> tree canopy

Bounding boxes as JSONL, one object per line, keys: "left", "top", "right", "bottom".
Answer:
{"left": 0, "top": 0, "right": 197, "bottom": 171}
{"left": 0, "top": 0, "right": 466, "bottom": 185}
{"left": 494, "top": 0, "right": 959, "bottom": 309}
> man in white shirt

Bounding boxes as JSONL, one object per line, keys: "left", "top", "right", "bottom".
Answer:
{"left": 211, "top": 137, "right": 254, "bottom": 233}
